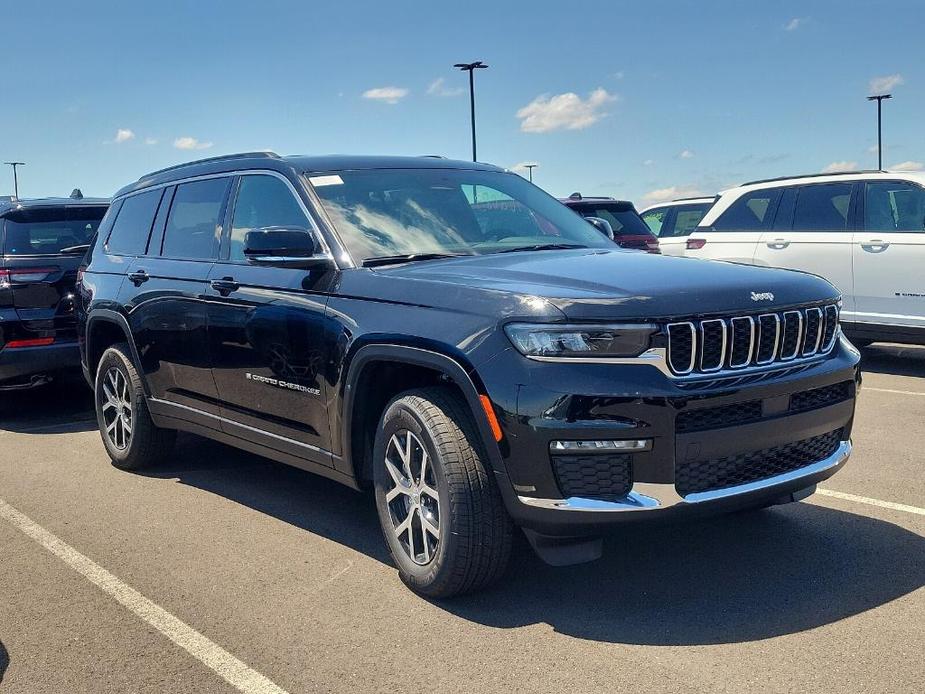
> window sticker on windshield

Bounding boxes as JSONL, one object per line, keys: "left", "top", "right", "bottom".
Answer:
{"left": 309, "top": 175, "right": 344, "bottom": 187}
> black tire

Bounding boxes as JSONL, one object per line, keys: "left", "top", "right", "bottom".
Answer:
{"left": 373, "top": 387, "right": 513, "bottom": 598}
{"left": 94, "top": 343, "right": 175, "bottom": 470}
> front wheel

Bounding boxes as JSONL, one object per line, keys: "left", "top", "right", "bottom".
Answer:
{"left": 373, "top": 387, "right": 513, "bottom": 598}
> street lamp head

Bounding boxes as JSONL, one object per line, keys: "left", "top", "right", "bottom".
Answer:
{"left": 454, "top": 61, "right": 488, "bottom": 71}
{"left": 867, "top": 94, "right": 892, "bottom": 101}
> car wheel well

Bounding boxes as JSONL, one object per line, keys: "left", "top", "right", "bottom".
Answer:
{"left": 87, "top": 319, "right": 130, "bottom": 378}
{"left": 350, "top": 360, "right": 464, "bottom": 486}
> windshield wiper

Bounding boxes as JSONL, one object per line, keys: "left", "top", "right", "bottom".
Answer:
{"left": 362, "top": 252, "right": 473, "bottom": 268}
{"left": 59, "top": 244, "right": 91, "bottom": 254}
{"left": 495, "top": 243, "right": 587, "bottom": 254}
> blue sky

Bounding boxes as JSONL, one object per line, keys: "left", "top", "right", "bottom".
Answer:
{"left": 3, "top": 0, "right": 923, "bottom": 205}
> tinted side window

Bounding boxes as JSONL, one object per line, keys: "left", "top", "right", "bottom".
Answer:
{"left": 865, "top": 181, "right": 925, "bottom": 232}
{"left": 792, "top": 183, "right": 853, "bottom": 231}
{"left": 162, "top": 178, "right": 230, "bottom": 260}
{"left": 641, "top": 207, "right": 667, "bottom": 235}
{"left": 229, "top": 175, "right": 310, "bottom": 261}
{"left": 712, "top": 190, "right": 778, "bottom": 231}
{"left": 672, "top": 204, "right": 711, "bottom": 236}
{"left": 106, "top": 190, "right": 162, "bottom": 255}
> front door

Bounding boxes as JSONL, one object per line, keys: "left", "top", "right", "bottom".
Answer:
{"left": 852, "top": 180, "right": 925, "bottom": 331}
{"left": 205, "top": 173, "right": 335, "bottom": 463}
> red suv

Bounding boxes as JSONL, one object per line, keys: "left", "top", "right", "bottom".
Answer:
{"left": 561, "top": 193, "right": 659, "bottom": 253}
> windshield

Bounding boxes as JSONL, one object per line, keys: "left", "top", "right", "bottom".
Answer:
{"left": 569, "top": 202, "right": 654, "bottom": 237}
{"left": 2, "top": 207, "right": 106, "bottom": 255}
{"left": 309, "top": 168, "right": 613, "bottom": 263}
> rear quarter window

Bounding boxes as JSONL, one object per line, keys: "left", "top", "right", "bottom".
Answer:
{"left": 106, "top": 189, "right": 163, "bottom": 255}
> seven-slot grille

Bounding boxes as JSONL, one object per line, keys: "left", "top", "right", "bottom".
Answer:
{"left": 666, "top": 304, "right": 839, "bottom": 376}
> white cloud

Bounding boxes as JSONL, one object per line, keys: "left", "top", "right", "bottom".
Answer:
{"left": 516, "top": 88, "right": 617, "bottom": 133}
{"left": 784, "top": 17, "right": 807, "bottom": 31}
{"left": 643, "top": 159, "right": 655, "bottom": 166}
{"left": 821, "top": 161, "right": 858, "bottom": 173}
{"left": 362, "top": 86, "right": 409, "bottom": 104}
{"left": 641, "top": 185, "right": 705, "bottom": 205}
{"left": 144, "top": 137, "right": 158, "bottom": 146}
{"left": 174, "top": 136, "right": 214, "bottom": 150}
{"left": 869, "top": 74, "right": 903, "bottom": 94}
{"left": 426, "top": 78, "right": 463, "bottom": 97}
{"left": 109, "top": 128, "right": 135, "bottom": 144}
{"left": 679, "top": 149, "right": 695, "bottom": 159}
{"left": 889, "top": 160, "right": 924, "bottom": 171}
{"left": 613, "top": 70, "right": 625, "bottom": 80}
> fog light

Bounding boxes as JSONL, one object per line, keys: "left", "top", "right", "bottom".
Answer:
{"left": 549, "top": 439, "right": 652, "bottom": 452}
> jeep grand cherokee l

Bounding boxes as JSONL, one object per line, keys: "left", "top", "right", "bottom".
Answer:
{"left": 1, "top": 192, "right": 108, "bottom": 389}
{"left": 77, "top": 152, "right": 860, "bottom": 597}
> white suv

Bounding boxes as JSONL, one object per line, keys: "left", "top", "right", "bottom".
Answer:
{"left": 684, "top": 171, "right": 925, "bottom": 346}
{"left": 639, "top": 196, "right": 717, "bottom": 256}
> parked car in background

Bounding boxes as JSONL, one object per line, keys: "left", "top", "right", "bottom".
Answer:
{"left": 685, "top": 171, "right": 925, "bottom": 347}
{"left": 1, "top": 191, "right": 108, "bottom": 389}
{"left": 78, "top": 152, "right": 859, "bottom": 598}
{"left": 640, "top": 196, "right": 717, "bottom": 256}
{"left": 560, "top": 193, "right": 660, "bottom": 253}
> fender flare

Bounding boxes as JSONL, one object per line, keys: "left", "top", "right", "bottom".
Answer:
{"left": 85, "top": 309, "right": 147, "bottom": 393}
{"left": 340, "top": 343, "right": 502, "bottom": 480}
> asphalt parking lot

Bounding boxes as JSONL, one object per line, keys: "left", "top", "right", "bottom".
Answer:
{"left": 1, "top": 346, "right": 923, "bottom": 694}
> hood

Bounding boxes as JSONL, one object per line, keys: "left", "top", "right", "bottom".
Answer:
{"left": 377, "top": 248, "right": 839, "bottom": 320}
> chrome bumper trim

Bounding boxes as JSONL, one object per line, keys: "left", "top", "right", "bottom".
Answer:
{"left": 517, "top": 440, "right": 851, "bottom": 513}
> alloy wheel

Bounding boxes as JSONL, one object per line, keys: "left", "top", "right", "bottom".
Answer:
{"left": 383, "top": 430, "right": 441, "bottom": 565}
{"left": 100, "top": 367, "right": 133, "bottom": 450}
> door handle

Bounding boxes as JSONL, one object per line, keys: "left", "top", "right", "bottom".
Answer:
{"left": 766, "top": 238, "right": 790, "bottom": 249}
{"left": 860, "top": 239, "right": 890, "bottom": 252}
{"left": 210, "top": 277, "right": 239, "bottom": 296}
{"left": 127, "top": 270, "right": 149, "bottom": 286}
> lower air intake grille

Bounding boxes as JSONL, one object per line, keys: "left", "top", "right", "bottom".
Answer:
{"left": 552, "top": 453, "right": 633, "bottom": 501}
{"left": 675, "top": 429, "right": 843, "bottom": 496}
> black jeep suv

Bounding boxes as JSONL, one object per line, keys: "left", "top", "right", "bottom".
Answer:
{"left": 1, "top": 193, "right": 108, "bottom": 389}
{"left": 77, "top": 153, "right": 859, "bottom": 597}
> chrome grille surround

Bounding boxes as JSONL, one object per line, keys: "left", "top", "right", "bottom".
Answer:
{"left": 665, "top": 303, "right": 840, "bottom": 377}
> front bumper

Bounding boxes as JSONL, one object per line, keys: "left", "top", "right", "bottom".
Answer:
{"left": 0, "top": 341, "right": 80, "bottom": 387}
{"left": 480, "top": 335, "right": 860, "bottom": 535}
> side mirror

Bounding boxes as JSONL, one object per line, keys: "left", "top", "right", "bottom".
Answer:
{"left": 243, "top": 226, "right": 334, "bottom": 269}
{"left": 585, "top": 216, "right": 615, "bottom": 240}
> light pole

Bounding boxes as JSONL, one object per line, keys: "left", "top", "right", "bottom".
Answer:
{"left": 524, "top": 164, "right": 537, "bottom": 182}
{"left": 454, "top": 61, "right": 488, "bottom": 161}
{"left": 4, "top": 162, "right": 24, "bottom": 198}
{"left": 866, "top": 94, "right": 892, "bottom": 170}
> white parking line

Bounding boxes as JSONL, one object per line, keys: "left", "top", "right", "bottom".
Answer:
{"left": 817, "top": 489, "right": 925, "bottom": 517}
{"left": 864, "top": 387, "right": 925, "bottom": 397}
{"left": 0, "top": 497, "right": 289, "bottom": 694}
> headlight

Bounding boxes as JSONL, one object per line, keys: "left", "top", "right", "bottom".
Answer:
{"left": 504, "top": 323, "right": 657, "bottom": 358}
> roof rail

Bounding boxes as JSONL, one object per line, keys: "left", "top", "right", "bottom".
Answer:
{"left": 139, "top": 151, "right": 281, "bottom": 181}
{"left": 418, "top": 154, "right": 447, "bottom": 159}
{"left": 741, "top": 170, "right": 882, "bottom": 187}
{"left": 674, "top": 194, "right": 718, "bottom": 202}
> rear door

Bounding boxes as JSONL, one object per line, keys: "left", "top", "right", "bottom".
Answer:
{"left": 753, "top": 182, "right": 856, "bottom": 309}
{"left": 1, "top": 205, "right": 106, "bottom": 346}
{"left": 686, "top": 188, "right": 780, "bottom": 263}
{"left": 120, "top": 177, "right": 230, "bottom": 417}
{"left": 852, "top": 180, "right": 925, "bottom": 331}
{"left": 206, "top": 173, "right": 335, "bottom": 463}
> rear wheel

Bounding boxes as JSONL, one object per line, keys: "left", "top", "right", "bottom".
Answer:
{"left": 95, "top": 343, "right": 175, "bottom": 470}
{"left": 373, "top": 387, "right": 513, "bottom": 598}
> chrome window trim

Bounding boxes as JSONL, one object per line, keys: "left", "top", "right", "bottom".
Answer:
{"left": 729, "top": 316, "right": 756, "bottom": 369}
{"left": 756, "top": 313, "right": 781, "bottom": 365}
{"left": 699, "top": 319, "right": 726, "bottom": 372}
{"left": 779, "top": 310, "right": 804, "bottom": 361}
{"left": 517, "top": 441, "right": 851, "bottom": 512}
{"left": 111, "top": 169, "right": 338, "bottom": 264}
{"left": 667, "top": 322, "right": 697, "bottom": 374}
